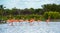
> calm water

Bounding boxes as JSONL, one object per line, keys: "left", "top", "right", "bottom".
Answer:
{"left": 0, "top": 22, "right": 60, "bottom": 33}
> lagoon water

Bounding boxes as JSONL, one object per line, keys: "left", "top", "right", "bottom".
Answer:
{"left": 0, "top": 21, "right": 60, "bottom": 33}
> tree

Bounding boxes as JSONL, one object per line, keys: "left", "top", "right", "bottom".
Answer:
{"left": 43, "top": 11, "right": 60, "bottom": 19}
{"left": 34, "top": 8, "right": 42, "bottom": 15}
{"left": 42, "top": 4, "right": 60, "bottom": 12}
{"left": 11, "top": 7, "right": 20, "bottom": 15}
{"left": 0, "top": 5, "right": 6, "bottom": 20}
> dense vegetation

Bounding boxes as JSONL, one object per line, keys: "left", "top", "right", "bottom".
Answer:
{"left": 0, "top": 4, "right": 60, "bottom": 22}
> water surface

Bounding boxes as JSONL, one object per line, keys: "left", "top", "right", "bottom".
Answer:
{"left": 0, "top": 22, "right": 60, "bottom": 33}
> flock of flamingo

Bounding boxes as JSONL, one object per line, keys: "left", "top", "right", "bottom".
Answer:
{"left": 6, "top": 18, "right": 50, "bottom": 26}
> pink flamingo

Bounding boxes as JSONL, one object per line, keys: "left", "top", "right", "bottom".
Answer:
{"left": 14, "top": 19, "right": 19, "bottom": 22}
{"left": 7, "top": 19, "right": 14, "bottom": 26}
{"left": 29, "top": 18, "right": 35, "bottom": 25}
{"left": 46, "top": 16, "right": 50, "bottom": 25}
{"left": 37, "top": 19, "right": 41, "bottom": 25}
{"left": 19, "top": 19, "right": 24, "bottom": 22}
{"left": 10, "top": 19, "right": 14, "bottom": 26}
{"left": 19, "top": 19, "right": 24, "bottom": 25}
{"left": 25, "top": 19, "right": 29, "bottom": 22}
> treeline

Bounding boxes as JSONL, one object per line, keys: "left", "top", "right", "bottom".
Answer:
{"left": 0, "top": 4, "right": 60, "bottom": 20}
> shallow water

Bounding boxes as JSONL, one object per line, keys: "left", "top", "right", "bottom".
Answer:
{"left": 0, "top": 22, "right": 60, "bottom": 33}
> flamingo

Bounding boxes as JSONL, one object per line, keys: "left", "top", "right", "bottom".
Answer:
{"left": 37, "top": 19, "right": 41, "bottom": 25}
{"left": 29, "top": 19, "right": 34, "bottom": 22}
{"left": 25, "top": 19, "right": 29, "bottom": 22}
{"left": 7, "top": 19, "right": 11, "bottom": 25}
{"left": 29, "top": 18, "right": 35, "bottom": 25}
{"left": 25, "top": 19, "right": 29, "bottom": 25}
{"left": 13, "top": 19, "right": 19, "bottom": 26}
{"left": 14, "top": 19, "right": 19, "bottom": 22}
{"left": 19, "top": 19, "right": 24, "bottom": 25}
{"left": 46, "top": 19, "right": 50, "bottom": 25}
{"left": 19, "top": 19, "right": 24, "bottom": 22}
{"left": 46, "top": 16, "right": 50, "bottom": 25}
{"left": 10, "top": 19, "right": 14, "bottom": 26}
{"left": 7, "top": 19, "right": 14, "bottom": 26}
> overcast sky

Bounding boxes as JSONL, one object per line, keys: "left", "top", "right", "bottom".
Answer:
{"left": 0, "top": 0, "right": 60, "bottom": 9}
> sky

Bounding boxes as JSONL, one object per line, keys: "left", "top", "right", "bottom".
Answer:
{"left": 0, "top": 0, "right": 60, "bottom": 9}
